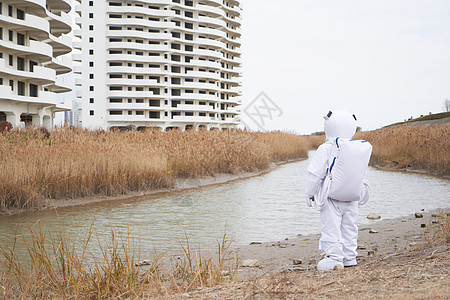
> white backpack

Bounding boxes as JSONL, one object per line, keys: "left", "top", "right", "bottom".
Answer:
{"left": 327, "top": 137, "right": 372, "bottom": 202}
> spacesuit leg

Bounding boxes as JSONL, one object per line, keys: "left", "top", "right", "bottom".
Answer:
{"left": 318, "top": 199, "right": 344, "bottom": 270}
{"left": 341, "top": 201, "right": 359, "bottom": 266}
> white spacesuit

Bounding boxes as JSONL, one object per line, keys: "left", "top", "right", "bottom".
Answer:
{"left": 305, "top": 110, "right": 371, "bottom": 271}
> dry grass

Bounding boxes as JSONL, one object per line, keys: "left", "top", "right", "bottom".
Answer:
{"left": 179, "top": 245, "right": 449, "bottom": 300}
{"left": 0, "top": 128, "right": 322, "bottom": 211}
{"left": 0, "top": 224, "right": 238, "bottom": 299}
{"left": 356, "top": 124, "right": 450, "bottom": 176}
{"left": 425, "top": 213, "right": 450, "bottom": 246}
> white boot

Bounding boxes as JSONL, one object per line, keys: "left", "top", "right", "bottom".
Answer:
{"left": 317, "top": 257, "right": 344, "bottom": 271}
{"left": 343, "top": 258, "right": 357, "bottom": 267}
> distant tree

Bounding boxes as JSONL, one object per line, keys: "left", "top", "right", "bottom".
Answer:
{"left": 443, "top": 99, "right": 450, "bottom": 112}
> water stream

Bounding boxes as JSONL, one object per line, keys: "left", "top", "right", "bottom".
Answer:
{"left": 0, "top": 151, "right": 448, "bottom": 260}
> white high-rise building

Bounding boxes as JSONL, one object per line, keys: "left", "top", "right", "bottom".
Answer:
{"left": 0, "top": 0, "right": 77, "bottom": 129}
{"left": 74, "top": 0, "right": 241, "bottom": 131}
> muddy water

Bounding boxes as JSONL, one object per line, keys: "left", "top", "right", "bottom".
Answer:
{"left": 0, "top": 151, "right": 448, "bottom": 260}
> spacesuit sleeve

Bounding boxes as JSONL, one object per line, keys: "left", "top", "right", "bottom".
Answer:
{"left": 305, "top": 144, "right": 330, "bottom": 198}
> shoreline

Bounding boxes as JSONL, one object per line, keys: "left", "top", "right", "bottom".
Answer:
{"left": 168, "top": 208, "right": 449, "bottom": 299}
{"left": 232, "top": 208, "right": 448, "bottom": 280}
{"left": 1, "top": 157, "right": 307, "bottom": 216}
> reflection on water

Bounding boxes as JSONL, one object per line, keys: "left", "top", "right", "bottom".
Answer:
{"left": 0, "top": 151, "right": 448, "bottom": 260}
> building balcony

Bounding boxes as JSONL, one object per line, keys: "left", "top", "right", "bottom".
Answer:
{"left": 197, "top": 15, "right": 226, "bottom": 28}
{"left": 197, "top": 26, "right": 226, "bottom": 39}
{"left": 107, "top": 53, "right": 166, "bottom": 65}
{"left": 196, "top": 4, "right": 223, "bottom": 16}
{"left": 189, "top": 59, "right": 221, "bottom": 69}
{"left": 0, "top": 13, "right": 49, "bottom": 35}
{"left": 186, "top": 70, "right": 220, "bottom": 80}
{"left": 106, "top": 42, "right": 168, "bottom": 52}
{"left": 171, "top": 93, "right": 218, "bottom": 101}
{"left": 107, "top": 30, "right": 171, "bottom": 41}
{"left": 108, "top": 18, "right": 176, "bottom": 30}
{"left": 106, "top": 90, "right": 164, "bottom": 99}
{"left": 107, "top": 66, "right": 167, "bottom": 76}
{"left": 46, "top": 33, "right": 72, "bottom": 56}
{"left": 106, "top": 78, "right": 160, "bottom": 86}
{"left": 172, "top": 115, "right": 215, "bottom": 123}
{"left": 46, "top": 11, "right": 72, "bottom": 36}
{"left": 0, "top": 39, "right": 53, "bottom": 60}
{"left": 196, "top": 37, "right": 225, "bottom": 49}
{"left": 0, "top": 85, "right": 57, "bottom": 106}
{"left": 0, "top": 58, "right": 55, "bottom": 85}
{"left": 172, "top": 104, "right": 215, "bottom": 112}
{"left": 107, "top": 115, "right": 150, "bottom": 122}
{"left": 106, "top": 5, "right": 176, "bottom": 18}
{"left": 47, "top": 0, "right": 72, "bottom": 14}
{"left": 47, "top": 75, "right": 74, "bottom": 93}
{"left": 107, "top": 103, "right": 155, "bottom": 110}
{"left": 43, "top": 55, "right": 72, "bottom": 75}
{"left": 19, "top": 0, "right": 47, "bottom": 13}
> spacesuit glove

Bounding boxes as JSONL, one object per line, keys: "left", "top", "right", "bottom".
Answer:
{"left": 306, "top": 196, "right": 315, "bottom": 207}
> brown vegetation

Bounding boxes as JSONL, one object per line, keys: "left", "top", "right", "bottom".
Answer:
{"left": 0, "top": 121, "right": 12, "bottom": 132}
{"left": 0, "top": 225, "right": 238, "bottom": 299}
{"left": 0, "top": 128, "right": 322, "bottom": 210}
{"left": 356, "top": 124, "right": 450, "bottom": 176}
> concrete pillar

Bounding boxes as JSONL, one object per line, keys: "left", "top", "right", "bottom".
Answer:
{"left": 6, "top": 112, "right": 20, "bottom": 128}
{"left": 32, "top": 114, "right": 41, "bottom": 127}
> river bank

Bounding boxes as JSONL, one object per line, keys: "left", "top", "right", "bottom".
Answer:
{"left": 1, "top": 158, "right": 308, "bottom": 216}
{"left": 169, "top": 209, "right": 450, "bottom": 299}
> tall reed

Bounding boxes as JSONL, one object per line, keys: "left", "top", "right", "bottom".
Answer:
{"left": 0, "top": 128, "right": 319, "bottom": 210}
{"left": 0, "top": 223, "right": 238, "bottom": 299}
{"left": 356, "top": 124, "right": 449, "bottom": 176}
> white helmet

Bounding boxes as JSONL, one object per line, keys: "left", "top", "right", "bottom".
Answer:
{"left": 323, "top": 110, "right": 357, "bottom": 139}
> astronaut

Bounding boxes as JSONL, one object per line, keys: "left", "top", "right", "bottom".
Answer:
{"left": 305, "top": 110, "right": 371, "bottom": 271}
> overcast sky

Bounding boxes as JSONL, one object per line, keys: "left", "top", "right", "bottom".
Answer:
{"left": 239, "top": 0, "right": 450, "bottom": 134}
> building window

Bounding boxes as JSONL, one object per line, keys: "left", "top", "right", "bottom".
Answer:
{"left": 89, "top": 74, "right": 94, "bottom": 79}
{"left": 89, "top": 98, "right": 94, "bottom": 103}
{"left": 89, "top": 62, "right": 94, "bottom": 67}
{"left": 128, "top": 111, "right": 132, "bottom": 115}
{"left": 29, "top": 60, "right": 37, "bottom": 72}
{"left": 89, "top": 25, "right": 94, "bottom": 30}
{"left": 9, "top": 80, "right": 13, "bottom": 90}
{"left": 149, "top": 111, "right": 160, "bottom": 119}
{"left": 89, "top": 86, "right": 94, "bottom": 91}
{"left": 8, "top": 30, "right": 13, "bottom": 41}
{"left": 17, "top": 9, "right": 24, "bottom": 20}
{"left": 109, "top": 110, "right": 122, "bottom": 115}
{"left": 8, "top": 55, "right": 13, "bottom": 66}
{"left": 29, "top": 84, "right": 38, "bottom": 97}
{"left": 89, "top": 13, "right": 93, "bottom": 18}
{"left": 90, "top": 110, "right": 94, "bottom": 116}
{"left": 89, "top": 49, "right": 93, "bottom": 55}
{"left": 89, "top": 37, "right": 94, "bottom": 43}
{"left": 17, "top": 33, "right": 24, "bottom": 45}
{"left": 17, "top": 81, "right": 25, "bottom": 95}
{"left": 136, "top": 111, "right": 144, "bottom": 115}
{"left": 0, "top": 27, "right": 3, "bottom": 40}
{"left": 17, "top": 57, "right": 24, "bottom": 71}
{"left": 8, "top": 5, "right": 13, "bottom": 17}
{"left": 89, "top": 1, "right": 93, "bottom": 6}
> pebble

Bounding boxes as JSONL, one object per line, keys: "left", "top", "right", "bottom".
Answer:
{"left": 367, "top": 213, "right": 381, "bottom": 220}
{"left": 357, "top": 245, "right": 366, "bottom": 250}
{"left": 241, "top": 259, "right": 260, "bottom": 268}
{"left": 415, "top": 212, "right": 423, "bottom": 218}
{"left": 135, "top": 260, "right": 152, "bottom": 266}
{"left": 369, "top": 229, "right": 378, "bottom": 234}
{"left": 293, "top": 259, "right": 302, "bottom": 265}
